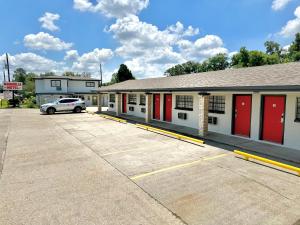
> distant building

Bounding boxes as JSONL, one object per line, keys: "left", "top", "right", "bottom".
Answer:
{"left": 34, "top": 76, "right": 107, "bottom": 106}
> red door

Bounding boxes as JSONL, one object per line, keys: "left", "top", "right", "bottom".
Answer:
{"left": 233, "top": 95, "right": 252, "bottom": 137}
{"left": 164, "top": 94, "right": 172, "bottom": 122}
{"left": 153, "top": 94, "right": 160, "bottom": 120}
{"left": 122, "top": 94, "right": 127, "bottom": 113}
{"left": 262, "top": 96, "right": 285, "bottom": 144}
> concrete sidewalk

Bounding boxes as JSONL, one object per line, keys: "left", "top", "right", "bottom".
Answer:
{"left": 100, "top": 111, "right": 300, "bottom": 166}
{"left": 0, "top": 109, "right": 184, "bottom": 225}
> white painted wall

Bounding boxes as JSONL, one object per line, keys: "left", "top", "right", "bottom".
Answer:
{"left": 68, "top": 80, "right": 99, "bottom": 93}
{"left": 126, "top": 93, "right": 147, "bottom": 118}
{"left": 208, "top": 93, "right": 233, "bottom": 135}
{"left": 282, "top": 93, "right": 300, "bottom": 150}
{"left": 108, "top": 93, "right": 116, "bottom": 112}
{"left": 35, "top": 79, "right": 68, "bottom": 93}
{"left": 170, "top": 92, "right": 199, "bottom": 129}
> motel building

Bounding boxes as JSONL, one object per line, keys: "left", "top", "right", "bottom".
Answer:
{"left": 98, "top": 62, "right": 300, "bottom": 152}
{"left": 35, "top": 76, "right": 107, "bottom": 106}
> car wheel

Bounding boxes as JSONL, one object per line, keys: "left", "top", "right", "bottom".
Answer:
{"left": 74, "top": 107, "right": 82, "bottom": 113}
{"left": 47, "top": 107, "right": 55, "bottom": 115}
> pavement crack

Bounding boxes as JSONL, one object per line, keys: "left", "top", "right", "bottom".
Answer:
{"left": 214, "top": 163, "right": 293, "bottom": 201}
{"left": 54, "top": 118, "right": 187, "bottom": 225}
{"left": 0, "top": 113, "right": 11, "bottom": 180}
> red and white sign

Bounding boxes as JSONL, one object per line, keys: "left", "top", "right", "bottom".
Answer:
{"left": 3, "top": 82, "right": 23, "bottom": 91}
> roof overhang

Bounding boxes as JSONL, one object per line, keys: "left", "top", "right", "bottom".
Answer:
{"left": 98, "top": 85, "right": 300, "bottom": 93}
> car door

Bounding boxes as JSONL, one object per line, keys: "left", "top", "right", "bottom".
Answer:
{"left": 56, "top": 99, "right": 69, "bottom": 111}
{"left": 64, "top": 99, "right": 77, "bottom": 111}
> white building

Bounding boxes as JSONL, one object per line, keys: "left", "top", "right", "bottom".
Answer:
{"left": 99, "top": 62, "right": 300, "bottom": 151}
{"left": 35, "top": 76, "right": 108, "bottom": 106}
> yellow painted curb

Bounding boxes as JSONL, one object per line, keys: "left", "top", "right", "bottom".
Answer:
{"left": 234, "top": 150, "right": 300, "bottom": 176}
{"left": 99, "top": 114, "right": 127, "bottom": 123}
{"left": 136, "top": 123, "right": 204, "bottom": 145}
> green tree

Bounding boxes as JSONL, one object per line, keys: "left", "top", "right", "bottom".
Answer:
{"left": 264, "top": 41, "right": 281, "bottom": 55}
{"left": 248, "top": 51, "right": 267, "bottom": 67}
{"left": 63, "top": 71, "right": 78, "bottom": 77}
{"left": 110, "top": 73, "right": 118, "bottom": 84}
{"left": 13, "top": 68, "right": 27, "bottom": 83}
{"left": 115, "top": 64, "right": 135, "bottom": 82}
{"left": 231, "top": 47, "right": 250, "bottom": 67}
{"left": 204, "top": 53, "right": 229, "bottom": 71}
{"left": 289, "top": 33, "right": 300, "bottom": 53}
{"left": 40, "top": 72, "right": 55, "bottom": 77}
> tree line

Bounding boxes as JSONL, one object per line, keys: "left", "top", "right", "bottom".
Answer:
{"left": 165, "top": 33, "right": 300, "bottom": 76}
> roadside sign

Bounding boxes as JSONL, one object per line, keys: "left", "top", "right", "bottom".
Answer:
{"left": 3, "top": 82, "right": 23, "bottom": 91}
{"left": 3, "top": 91, "right": 12, "bottom": 100}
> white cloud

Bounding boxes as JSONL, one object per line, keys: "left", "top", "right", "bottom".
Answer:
{"left": 106, "top": 14, "right": 228, "bottom": 78}
{"left": 24, "top": 32, "right": 73, "bottom": 51}
{"left": 279, "top": 6, "right": 300, "bottom": 37}
{"left": 73, "top": 0, "right": 149, "bottom": 18}
{"left": 39, "top": 12, "right": 60, "bottom": 31}
{"left": 167, "top": 22, "right": 199, "bottom": 37}
{"left": 64, "top": 50, "right": 79, "bottom": 61}
{"left": 71, "top": 48, "right": 114, "bottom": 73}
{"left": 0, "top": 53, "right": 60, "bottom": 74}
{"left": 272, "top": 0, "right": 292, "bottom": 11}
{"left": 178, "top": 35, "right": 228, "bottom": 61}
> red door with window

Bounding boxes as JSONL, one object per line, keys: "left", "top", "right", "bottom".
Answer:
{"left": 153, "top": 94, "right": 160, "bottom": 120}
{"left": 262, "top": 96, "right": 285, "bottom": 144}
{"left": 164, "top": 94, "right": 172, "bottom": 122}
{"left": 122, "top": 94, "right": 127, "bottom": 113}
{"left": 233, "top": 95, "right": 252, "bottom": 137}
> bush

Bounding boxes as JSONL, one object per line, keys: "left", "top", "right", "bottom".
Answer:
{"left": 0, "top": 99, "right": 9, "bottom": 108}
{"left": 22, "top": 96, "right": 37, "bottom": 108}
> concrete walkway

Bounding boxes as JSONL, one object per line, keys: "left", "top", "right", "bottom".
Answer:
{"left": 100, "top": 111, "right": 300, "bottom": 166}
{"left": 0, "top": 109, "right": 184, "bottom": 225}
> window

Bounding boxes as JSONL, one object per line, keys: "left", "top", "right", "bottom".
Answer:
{"left": 140, "top": 94, "right": 146, "bottom": 105}
{"left": 128, "top": 94, "right": 137, "bottom": 104}
{"left": 51, "top": 80, "right": 61, "bottom": 87}
{"left": 175, "top": 95, "right": 193, "bottom": 111}
{"left": 59, "top": 99, "right": 77, "bottom": 103}
{"left": 109, "top": 94, "right": 115, "bottom": 103}
{"left": 296, "top": 97, "right": 300, "bottom": 122}
{"left": 209, "top": 96, "right": 225, "bottom": 114}
{"left": 86, "top": 82, "right": 95, "bottom": 87}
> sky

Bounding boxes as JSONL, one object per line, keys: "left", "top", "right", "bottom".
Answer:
{"left": 1, "top": 0, "right": 300, "bottom": 82}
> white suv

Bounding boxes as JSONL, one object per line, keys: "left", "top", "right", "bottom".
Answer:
{"left": 40, "top": 98, "right": 86, "bottom": 114}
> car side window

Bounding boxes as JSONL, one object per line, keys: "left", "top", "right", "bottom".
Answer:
{"left": 59, "top": 99, "right": 70, "bottom": 103}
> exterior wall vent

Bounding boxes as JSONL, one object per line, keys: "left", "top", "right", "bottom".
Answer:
{"left": 178, "top": 113, "right": 187, "bottom": 120}
{"left": 129, "top": 106, "right": 135, "bottom": 111}
{"left": 208, "top": 116, "right": 218, "bottom": 125}
{"left": 141, "top": 108, "right": 146, "bottom": 113}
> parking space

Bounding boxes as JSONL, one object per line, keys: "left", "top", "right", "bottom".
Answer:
{"left": 1, "top": 110, "right": 300, "bottom": 225}
{"left": 54, "top": 112, "right": 300, "bottom": 225}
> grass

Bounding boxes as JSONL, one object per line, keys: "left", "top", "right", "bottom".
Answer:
{"left": 0, "top": 99, "right": 9, "bottom": 108}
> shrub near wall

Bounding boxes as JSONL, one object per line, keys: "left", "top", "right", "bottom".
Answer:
{"left": 22, "top": 97, "right": 37, "bottom": 108}
{"left": 0, "top": 99, "right": 8, "bottom": 108}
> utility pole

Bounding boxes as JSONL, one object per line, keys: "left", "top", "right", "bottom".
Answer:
{"left": 2, "top": 64, "right": 6, "bottom": 82}
{"left": 99, "top": 63, "right": 103, "bottom": 87}
{"left": 5, "top": 53, "right": 15, "bottom": 106}
{"left": 5, "top": 53, "right": 10, "bottom": 82}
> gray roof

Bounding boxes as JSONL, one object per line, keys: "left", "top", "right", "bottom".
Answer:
{"left": 34, "top": 76, "right": 100, "bottom": 81}
{"left": 100, "top": 62, "right": 300, "bottom": 92}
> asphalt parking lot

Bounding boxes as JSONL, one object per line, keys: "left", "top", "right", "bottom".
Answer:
{"left": 1, "top": 109, "right": 300, "bottom": 225}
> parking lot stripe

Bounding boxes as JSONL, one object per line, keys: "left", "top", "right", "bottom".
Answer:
{"left": 130, "top": 153, "right": 229, "bottom": 180}
{"left": 101, "top": 149, "right": 142, "bottom": 156}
